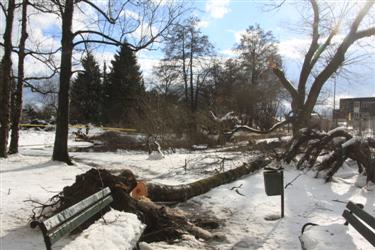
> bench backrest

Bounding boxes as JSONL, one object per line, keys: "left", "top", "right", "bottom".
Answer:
{"left": 342, "top": 201, "right": 375, "bottom": 247}
{"left": 33, "top": 187, "right": 113, "bottom": 249}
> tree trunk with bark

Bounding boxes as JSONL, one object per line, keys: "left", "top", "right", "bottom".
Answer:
{"left": 0, "top": 0, "right": 15, "bottom": 158}
{"left": 147, "top": 157, "right": 270, "bottom": 202}
{"left": 9, "top": 0, "right": 28, "bottom": 154}
{"left": 34, "top": 158, "right": 270, "bottom": 243}
{"left": 271, "top": 1, "right": 375, "bottom": 135}
{"left": 52, "top": 0, "right": 74, "bottom": 164}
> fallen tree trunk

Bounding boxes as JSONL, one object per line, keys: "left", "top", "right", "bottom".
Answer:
{"left": 32, "top": 157, "right": 270, "bottom": 243}
{"left": 147, "top": 157, "right": 271, "bottom": 202}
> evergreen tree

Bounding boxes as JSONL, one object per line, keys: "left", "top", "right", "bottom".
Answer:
{"left": 103, "top": 43, "right": 144, "bottom": 125}
{"left": 70, "top": 52, "right": 102, "bottom": 124}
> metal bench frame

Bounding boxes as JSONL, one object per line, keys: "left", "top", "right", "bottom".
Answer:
{"left": 31, "top": 187, "right": 113, "bottom": 250}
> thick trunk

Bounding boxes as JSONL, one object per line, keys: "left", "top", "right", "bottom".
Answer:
{"left": 147, "top": 157, "right": 271, "bottom": 202}
{"left": 38, "top": 158, "right": 270, "bottom": 244}
{"left": 0, "top": 0, "right": 16, "bottom": 158}
{"left": 52, "top": 0, "right": 74, "bottom": 164}
{"left": 44, "top": 169, "right": 217, "bottom": 243}
{"left": 9, "top": 0, "right": 28, "bottom": 154}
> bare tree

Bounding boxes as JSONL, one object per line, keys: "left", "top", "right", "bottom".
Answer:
{"left": 47, "top": 0, "right": 186, "bottom": 163}
{"left": 162, "top": 17, "right": 215, "bottom": 112}
{"left": 271, "top": 0, "right": 375, "bottom": 134}
{"left": 9, "top": 0, "right": 28, "bottom": 154}
{"left": 0, "top": 0, "right": 16, "bottom": 158}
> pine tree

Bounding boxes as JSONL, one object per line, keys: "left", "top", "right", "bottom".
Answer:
{"left": 103, "top": 43, "right": 144, "bottom": 126}
{"left": 70, "top": 52, "right": 102, "bottom": 125}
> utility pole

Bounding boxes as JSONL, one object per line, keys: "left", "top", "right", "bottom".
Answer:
{"left": 333, "top": 76, "right": 337, "bottom": 128}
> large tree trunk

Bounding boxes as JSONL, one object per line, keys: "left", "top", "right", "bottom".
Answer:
{"left": 36, "top": 157, "right": 270, "bottom": 244}
{"left": 52, "top": 0, "right": 74, "bottom": 164}
{"left": 147, "top": 157, "right": 271, "bottom": 202}
{"left": 0, "top": 0, "right": 15, "bottom": 158}
{"left": 9, "top": 0, "right": 28, "bottom": 154}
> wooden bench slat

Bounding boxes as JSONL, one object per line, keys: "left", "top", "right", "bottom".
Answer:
{"left": 342, "top": 210, "right": 375, "bottom": 247}
{"left": 48, "top": 195, "right": 114, "bottom": 246}
{"left": 346, "top": 201, "right": 375, "bottom": 229}
{"left": 43, "top": 187, "right": 111, "bottom": 231}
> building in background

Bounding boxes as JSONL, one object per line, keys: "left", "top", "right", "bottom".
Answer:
{"left": 333, "top": 97, "right": 375, "bottom": 131}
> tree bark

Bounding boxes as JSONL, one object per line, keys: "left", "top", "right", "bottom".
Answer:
{"left": 147, "top": 157, "right": 271, "bottom": 202}
{"left": 37, "top": 158, "right": 270, "bottom": 244}
{"left": 0, "top": 0, "right": 16, "bottom": 158}
{"left": 52, "top": 0, "right": 74, "bottom": 164}
{"left": 9, "top": 0, "right": 28, "bottom": 154}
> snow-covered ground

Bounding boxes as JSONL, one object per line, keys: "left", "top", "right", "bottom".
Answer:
{"left": 1, "top": 130, "right": 374, "bottom": 249}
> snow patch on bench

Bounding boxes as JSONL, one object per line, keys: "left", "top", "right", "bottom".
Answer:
{"left": 300, "top": 224, "right": 357, "bottom": 250}
{"left": 63, "top": 210, "right": 145, "bottom": 250}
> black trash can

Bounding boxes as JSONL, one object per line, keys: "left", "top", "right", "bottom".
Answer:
{"left": 263, "top": 169, "right": 283, "bottom": 196}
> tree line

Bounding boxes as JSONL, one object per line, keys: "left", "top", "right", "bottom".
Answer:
{"left": 1, "top": 0, "right": 374, "bottom": 163}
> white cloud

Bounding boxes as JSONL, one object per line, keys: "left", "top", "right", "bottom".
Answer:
{"left": 206, "top": 0, "right": 231, "bottom": 19}
{"left": 138, "top": 57, "right": 160, "bottom": 78}
{"left": 219, "top": 49, "right": 238, "bottom": 57}
{"left": 234, "top": 30, "right": 246, "bottom": 43}
{"left": 196, "top": 20, "right": 209, "bottom": 29}
{"left": 277, "top": 38, "right": 310, "bottom": 61}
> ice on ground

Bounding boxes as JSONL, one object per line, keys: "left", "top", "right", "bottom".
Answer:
{"left": 63, "top": 210, "right": 145, "bottom": 250}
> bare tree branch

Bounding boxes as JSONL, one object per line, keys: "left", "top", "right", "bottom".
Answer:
{"left": 272, "top": 68, "right": 298, "bottom": 99}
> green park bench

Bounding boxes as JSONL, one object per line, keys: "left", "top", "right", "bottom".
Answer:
{"left": 30, "top": 187, "right": 113, "bottom": 250}
{"left": 300, "top": 201, "right": 375, "bottom": 249}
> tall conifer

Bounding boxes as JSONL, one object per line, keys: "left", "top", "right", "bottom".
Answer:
{"left": 103, "top": 43, "right": 144, "bottom": 125}
{"left": 70, "top": 52, "right": 102, "bottom": 124}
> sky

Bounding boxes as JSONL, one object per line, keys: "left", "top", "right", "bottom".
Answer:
{"left": 141, "top": 0, "right": 375, "bottom": 109}
{"left": 1, "top": 0, "right": 374, "bottom": 109}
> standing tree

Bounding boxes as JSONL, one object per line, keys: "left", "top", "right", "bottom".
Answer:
{"left": 45, "top": 0, "right": 185, "bottom": 163}
{"left": 103, "top": 43, "right": 144, "bottom": 126}
{"left": 0, "top": 0, "right": 16, "bottom": 158}
{"left": 9, "top": 0, "right": 28, "bottom": 154}
{"left": 162, "top": 17, "right": 214, "bottom": 112}
{"left": 214, "top": 25, "right": 282, "bottom": 130}
{"left": 237, "top": 25, "right": 282, "bottom": 128}
{"left": 271, "top": 0, "right": 375, "bottom": 134}
{"left": 70, "top": 52, "right": 102, "bottom": 125}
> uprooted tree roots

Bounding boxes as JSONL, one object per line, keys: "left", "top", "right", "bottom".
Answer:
{"left": 284, "top": 128, "right": 375, "bottom": 183}
{"left": 31, "top": 158, "right": 270, "bottom": 243}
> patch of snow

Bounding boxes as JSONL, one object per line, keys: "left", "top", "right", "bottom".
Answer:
{"left": 147, "top": 151, "right": 165, "bottom": 160}
{"left": 300, "top": 224, "right": 372, "bottom": 250}
{"left": 63, "top": 210, "right": 145, "bottom": 250}
{"left": 192, "top": 144, "right": 208, "bottom": 150}
{"left": 1, "top": 130, "right": 374, "bottom": 250}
